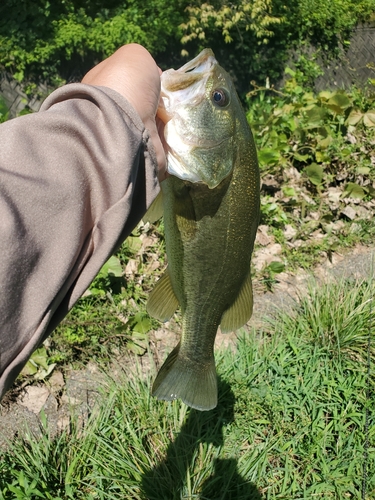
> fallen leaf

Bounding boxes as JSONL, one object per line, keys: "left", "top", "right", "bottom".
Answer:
{"left": 139, "top": 234, "right": 158, "bottom": 252}
{"left": 125, "top": 258, "right": 139, "bottom": 276}
{"left": 356, "top": 206, "right": 371, "bottom": 219}
{"left": 47, "top": 370, "right": 65, "bottom": 393}
{"left": 256, "top": 225, "right": 272, "bottom": 246}
{"left": 327, "top": 187, "right": 342, "bottom": 204}
{"left": 310, "top": 229, "right": 324, "bottom": 240}
{"left": 261, "top": 175, "right": 281, "bottom": 192}
{"left": 285, "top": 166, "right": 301, "bottom": 182}
{"left": 341, "top": 206, "right": 356, "bottom": 220}
{"left": 346, "top": 132, "right": 357, "bottom": 144}
{"left": 145, "top": 260, "right": 160, "bottom": 273}
{"left": 253, "top": 244, "right": 283, "bottom": 271}
{"left": 19, "top": 386, "right": 50, "bottom": 414}
{"left": 283, "top": 224, "right": 297, "bottom": 240}
{"left": 57, "top": 415, "right": 70, "bottom": 432}
{"left": 363, "top": 111, "right": 375, "bottom": 127}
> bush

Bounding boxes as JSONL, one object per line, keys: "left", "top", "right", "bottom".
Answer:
{"left": 180, "top": 0, "right": 375, "bottom": 90}
{"left": 246, "top": 71, "right": 375, "bottom": 270}
{"left": 0, "top": 0, "right": 187, "bottom": 89}
{"left": 0, "top": 0, "right": 373, "bottom": 95}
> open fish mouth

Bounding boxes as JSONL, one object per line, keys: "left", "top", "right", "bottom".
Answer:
{"left": 175, "top": 49, "right": 217, "bottom": 76}
{"left": 161, "top": 49, "right": 218, "bottom": 108}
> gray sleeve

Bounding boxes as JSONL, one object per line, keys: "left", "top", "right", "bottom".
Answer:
{"left": 0, "top": 83, "right": 160, "bottom": 400}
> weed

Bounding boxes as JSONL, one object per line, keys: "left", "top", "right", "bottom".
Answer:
{"left": 1, "top": 278, "right": 373, "bottom": 499}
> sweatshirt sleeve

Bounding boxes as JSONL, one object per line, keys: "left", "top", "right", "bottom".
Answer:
{"left": 0, "top": 83, "right": 160, "bottom": 400}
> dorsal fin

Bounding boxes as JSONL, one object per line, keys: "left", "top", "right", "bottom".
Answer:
{"left": 220, "top": 272, "right": 253, "bottom": 333}
{"left": 147, "top": 268, "right": 179, "bottom": 322}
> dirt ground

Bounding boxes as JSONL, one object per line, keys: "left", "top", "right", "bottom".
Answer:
{"left": 0, "top": 244, "right": 373, "bottom": 450}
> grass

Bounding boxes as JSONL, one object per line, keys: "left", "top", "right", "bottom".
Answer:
{"left": 1, "top": 277, "right": 374, "bottom": 499}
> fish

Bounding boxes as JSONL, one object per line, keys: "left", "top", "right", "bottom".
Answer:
{"left": 146, "top": 49, "right": 260, "bottom": 411}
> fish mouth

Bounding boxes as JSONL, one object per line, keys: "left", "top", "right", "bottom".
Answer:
{"left": 175, "top": 49, "right": 217, "bottom": 77}
{"left": 161, "top": 49, "right": 217, "bottom": 95}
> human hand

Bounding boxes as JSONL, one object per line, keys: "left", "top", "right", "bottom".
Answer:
{"left": 82, "top": 44, "right": 167, "bottom": 181}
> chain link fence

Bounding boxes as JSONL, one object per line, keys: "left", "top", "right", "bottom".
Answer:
{"left": 0, "top": 72, "right": 49, "bottom": 117}
{"left": 315, "top": 22, "right": 375, "bottom": 91}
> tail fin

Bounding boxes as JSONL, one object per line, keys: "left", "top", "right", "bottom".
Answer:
{"left": 152, "top": 343, "right": 217, "bottom": 411}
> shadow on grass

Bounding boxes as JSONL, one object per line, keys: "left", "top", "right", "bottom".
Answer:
{"left": 141, "top": 377, "right": 262, "bottom": 500}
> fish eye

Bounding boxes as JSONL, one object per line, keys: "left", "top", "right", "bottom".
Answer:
{"left": 211, "top": 88, "right": 229, "bottom": 107}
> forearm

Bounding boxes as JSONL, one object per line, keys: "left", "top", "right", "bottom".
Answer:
{"left": 0, "top": 83, "right": 160, "bottom": 399}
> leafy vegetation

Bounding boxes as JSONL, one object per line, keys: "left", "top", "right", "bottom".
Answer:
{"left": 1, "top": 7, "right": 374, "bottom": 495}
{"left": 179, "top": 0, "right": 375, "bottom": 90}
{"left": 46, "top": 222, "right": 166, "bottom": 367}
{"left": 0, "top": 0, "right": 187, "bottom": 89}
{"left": 0, "top": 97, "right": 9, "bottom": 123}
{"left": 0, "top": 0, "right": 374, "bottom": 93}
{"left": 247, "top": 71, "right": 375, "bottom": 276}
{"left": 1, "top": 277, "right": 373, "bottom": 499}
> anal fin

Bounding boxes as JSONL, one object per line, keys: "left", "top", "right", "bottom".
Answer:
{"left": 220, "top": 272, "right": 253, "bottom": 333}
{"left": 147, "top": 268, "right": 179, "bottom": 322}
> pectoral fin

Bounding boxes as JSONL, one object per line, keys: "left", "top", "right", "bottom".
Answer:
{"left": 220, "top": 272, "right": 253, "bottom": 333}
{"left": 142, "top": 191, "right": 164, "bottom": 223}
{"left": 147, "top": 268, "right": 179, "bottom": 322}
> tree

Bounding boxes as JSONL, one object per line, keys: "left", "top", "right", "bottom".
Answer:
{"left": 0, "top": 0, "right": 187, "bottom": 88}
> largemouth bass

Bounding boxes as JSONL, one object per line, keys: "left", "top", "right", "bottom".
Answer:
{"left": 147, "top": 49, "right": 260, "bottom": 411}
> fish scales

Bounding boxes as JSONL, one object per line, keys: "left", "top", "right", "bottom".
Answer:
{"left": 146, "top": 49, "right": 260, "bottom": 410}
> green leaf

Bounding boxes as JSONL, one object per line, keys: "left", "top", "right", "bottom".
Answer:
{"left": 0, "top": 97, "right": 9, "bottom": 120}
{"left": 21, "top": 360, "right": 39, "bottom": 376}
{"left": 326, "top": 92, "right": 351, "bottom": 112}
{"left": 318, "top": 90, "right": 333, "bottom": 101}
{"left": 98, "top": 255, "right": 123, "bottom": 278}
{"left": 284, "top": 67, "right": 296, "bottom": 77}
{"left": 268, "top": 261, "right": 285, "bottom": 274}
{"left": 35, "top": 363, "right": 57, "bottom": 381}
{"left": 317, "top": 136, "right": 333, "bottom": 149}
{"left": 18, "top": 108, "right": 32, "bottom": 116}
{"left": 328, "top": 92, "right": 351, "bottom": 109}
{"left": 356, "top": 166, "right": 370, "bottom": 175}
{"left": 282, "top": 186, "right": 296, "bottom": 197}
{"left": 315, "top": 151, "right": 330, "bottom": 163}
{"left": 305, "top": 163, "right": 324, "bottom": 185}
{"left": 258, "top": 148, "right": 280, "bottom": 166}
{"left": 293, "top": 152, "right": 310, "bottom": 162}
{"left": 127, "top": 236, "right": 142, "bottom": 253}
{"left": 30, "top": 347, "right": 50, "bottom": 370}
{"left": 132, "top": 316, "right": 152, "bottom": 334}
{"left": 87, "top": 287, "right": 106, "bottom": 297}
{"left": 127, "top": 341, "right": 146, "bottom": 355}
{"left": 343, "top": 182, "right": 367, "bottom": 199}
{"left": 305, "top": 106, "right": 326, "bottom": 126}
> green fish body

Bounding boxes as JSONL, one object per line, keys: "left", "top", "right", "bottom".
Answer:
{"left": 147, "top": 49, "right": 260, "bottom": 411}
